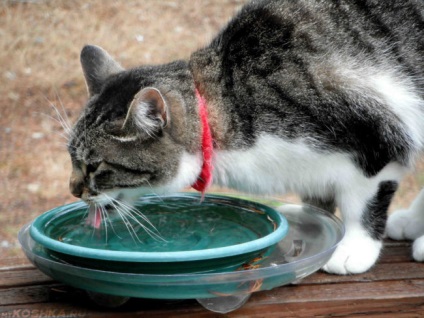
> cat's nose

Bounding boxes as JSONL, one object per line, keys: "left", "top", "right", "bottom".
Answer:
{"left": 70, "top": 167, "right": 85, "bottom": 198}
{"left": 70, "top": 173, "right": 85, "bottom": 198}
{"left": 70, "top": 178, "right": 84, "bottom": 198}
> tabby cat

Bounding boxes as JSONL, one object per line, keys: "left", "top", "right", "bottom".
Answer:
{"left": 68, "top": 0, "right": 424, "bottom": 274}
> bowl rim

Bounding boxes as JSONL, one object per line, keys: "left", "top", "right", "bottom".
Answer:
{"left": 29, "top": 193, "right": 289, "bottom": 263}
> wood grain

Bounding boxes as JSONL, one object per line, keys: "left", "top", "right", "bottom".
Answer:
{"left": 1, "top": 240, "right": 423, "bottom": 317}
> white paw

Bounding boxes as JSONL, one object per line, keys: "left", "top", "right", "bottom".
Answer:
{"left": 412, "top": 235, "right": 424, "bottom": 262}
{"left": 322, "top": 234, "right": 382, "bottom": 275}
{"left": 387, "top": 209, "right": 424, "bottom": 240}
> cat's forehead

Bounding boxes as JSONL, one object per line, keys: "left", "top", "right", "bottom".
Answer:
{"left": 97, "top": 71, "right": 145, "bottom": 105}
{"left": 85, "top": 71, "right": 150, "bottom": 119}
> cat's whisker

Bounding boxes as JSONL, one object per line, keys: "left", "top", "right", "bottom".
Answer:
{"left": 118, "top": 210, "right": 144, "bottom": 244}
{"left": 58, "top": 133, "right": 71, "bottom": 142}
{"left": 42, "top": 95, "right": 74, "bottom": 138}
{"left": 58, "top": 142, "right": 73, "bottom": 150}
{"left": 53, "top": 109, "right": 73, "bottom": 137}
{"left": 100, "top": 204, "right": 108, "bottom": 243}
{"left": 82, "top": 205, "right": 90, "bottom": 224}
{"left": 145, "top": 180, "right": 165, "bottom": 203}
{"left": 112, "top": 198, "right": 158, "bottom": 229}
{"left": 107, "top": 198, "right": 143, "bottom": 243}
{"left": 53, "top": 89, "right": 73, "bottom": 134}
{"left": 106, "top": 216, "right": 123, "bottom": 240}
{"left": 120, "top": 207, "right": 165, "bottom": 242}
{"left": 114, "top": 199, "right": 163, "bottom": 235}
{"left": 113, "top": 200, "right": 166, "bottom": 242}
{"left": 35, "top": 112, "right": 72, "bottom": 142}
{"left": 98, "top": 198, "right": 124, "bottom": 240}
{"left": 106, "top": 196, "right": 165, "bottom": 242}
{"left": 66, "top": 143, "right": 78, "bottom": 150}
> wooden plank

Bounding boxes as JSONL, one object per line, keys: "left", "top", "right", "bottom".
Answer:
{"left": 220, "top": 297, "right": 424, "bottom": 318}
{"left": 379, "top": 245, "right": 414, "bottom": 263}
{"left": 0, "top": 303, "right": 101, "bottom": 318}
{"left": 383, "top": 239, "right": 411, "bottom": 247}
{"left": 255, "top": 279, "right": 424, "bottom": 303}
{"left": 0, "top": 255, "right": 32, "bottom": 271}
{"left": 2, "top": 275, "right": 423, "bottom": 307}
{"left": 0, "top": 240, "right": 421, "bottom": 317}
{"left": 0, "top": 293, "right": 423, "bottom": 317}
{"left": 0, "top": 288, "right": 201, "bottom": 317}
{"left": 2, "top": 259, "right": 421, "bottom": 297}
{"left": 0, "top": 268, "right": 53, "bottom": 287}
{"left": 301, "top": 262, "right": 424, "bottom": 285}
{"left": 0, "top": 284, "right": 62, "bottom": 306}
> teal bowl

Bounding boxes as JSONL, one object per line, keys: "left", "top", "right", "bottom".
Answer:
{"left": 29, "top": 194, "right": 289, "bottom": 274}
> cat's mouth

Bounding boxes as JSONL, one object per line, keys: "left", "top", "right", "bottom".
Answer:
{"left": 86, "top": 204, "right": 106, "bottom": 229}
{"left": 85, "top": 192, "right": 131, "bottom": 229}
{"left": 84, "top": 191, "right": 126, "bottom": 229}
{"left": 86, "top": 204, "right": 113, "bottom": 229}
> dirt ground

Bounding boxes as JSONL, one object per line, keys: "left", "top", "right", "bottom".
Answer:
{"left": 1, "top": 0, "right": 423, "bottom": 258}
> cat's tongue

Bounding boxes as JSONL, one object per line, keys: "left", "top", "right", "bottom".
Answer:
{"left": 87, "top": 205, "right": 102, "bottom": 229}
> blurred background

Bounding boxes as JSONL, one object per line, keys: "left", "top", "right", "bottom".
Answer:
{"left": 1, "top": 0, "right": 423, "bottom": 259}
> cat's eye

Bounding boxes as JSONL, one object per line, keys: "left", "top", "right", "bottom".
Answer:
{"left": 83, "top": 162, "right": 100, "bottom": 176}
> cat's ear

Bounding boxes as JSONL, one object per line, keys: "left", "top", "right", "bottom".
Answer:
{"left": 80, "top": 45, "right": 123, "bottom": 96}
{"left": 124, "top": 87, "right": 169, "bottom": 136}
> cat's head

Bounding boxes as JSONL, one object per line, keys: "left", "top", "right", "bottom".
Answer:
{"left": 68, "top": 45, "right": 201, "bottom": 207}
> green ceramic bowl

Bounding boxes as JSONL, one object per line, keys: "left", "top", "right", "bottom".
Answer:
{"left": 29, "top": 194, "right": 289, "bottom": 273}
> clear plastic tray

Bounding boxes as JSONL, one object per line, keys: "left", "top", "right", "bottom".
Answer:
{"left": 19, "top": 198, "right": 344, "bottom": 313}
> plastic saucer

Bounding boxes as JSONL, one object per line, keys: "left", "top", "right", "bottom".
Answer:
{"left": 19, "top": 196, "right": 344, "bottom": 306}
{"left": 29, "top": 194, "right": 289, "bottom": 273}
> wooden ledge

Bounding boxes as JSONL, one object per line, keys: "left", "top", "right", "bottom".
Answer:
{"left": 1, "top": 240, "right": 423, "bottom": 317}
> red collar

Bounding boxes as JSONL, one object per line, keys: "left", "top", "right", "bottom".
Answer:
{"left": 191, "top": 89, "right": 214, "bottom": 196}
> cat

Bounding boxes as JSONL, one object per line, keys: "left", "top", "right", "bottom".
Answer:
{"left": 67, "top": 0, "right": 424, "bottom": 275}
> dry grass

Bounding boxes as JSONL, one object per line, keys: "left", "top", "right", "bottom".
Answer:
{"left": 1, "top": 0, "right": 423, "bottom": 257}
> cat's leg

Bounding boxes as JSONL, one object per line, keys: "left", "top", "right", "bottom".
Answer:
{"left": 387, "top": 188, "right": 424, "bottom": 261}
{"left": 323, "top": 180, "right": 398, "bottom": 274}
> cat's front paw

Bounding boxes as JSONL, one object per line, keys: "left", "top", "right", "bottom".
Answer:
{"left": 387, "top": 209, "right": 424, "bottom": 240}
{"left": 322, "top": 235, "right": 382, "bottom": 275}
{"left": 412, "top": 235, "right": 424, "bottom": 262}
